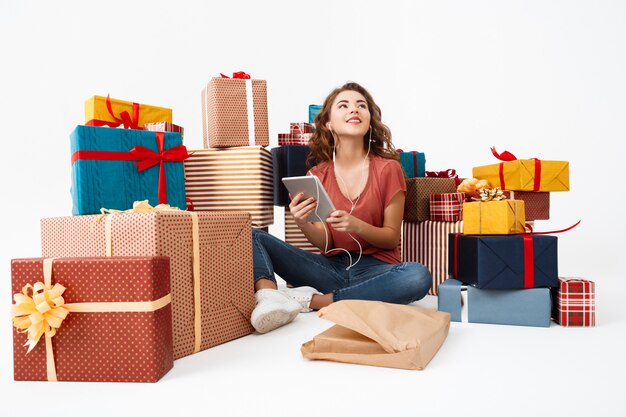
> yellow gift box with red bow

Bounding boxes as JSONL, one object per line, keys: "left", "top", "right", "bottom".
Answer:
{"left": 85, "top": 95, "right": 172, "bottom": 129}
{"left": 472, "top": 147, "right": 569, "bottom": 192}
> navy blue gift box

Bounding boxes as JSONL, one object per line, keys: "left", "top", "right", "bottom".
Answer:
{"left": 448, "top": 233, "right": 559, "bottom": 289}
{"left": 70, "top": 125, "right": 187, "bottom": 215}
{"left": 272, "top": 145, "right": 315, "bottom": 206}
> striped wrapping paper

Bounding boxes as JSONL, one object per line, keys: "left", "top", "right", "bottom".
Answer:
{"left": 278, "top": 133, "right": 312, "bottom": 146}
{"left": 429, "top": 193, "right": 465, "bottom": 221}
{"left": 552, "top": 277, "right": 595, "bottom": 326}
{"left": 401, "top": 220, "right": 463, "bottom": 295}
{"left": 184, "top": 146, "right": 274, "bottom": 227}
{"left": 284, "top": 210, "right": 320, "bottom": 254}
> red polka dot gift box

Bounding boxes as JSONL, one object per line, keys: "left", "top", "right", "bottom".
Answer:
{"left": 41, "top": 210, "right": 255, "bottom": 360}
{"left": 11, "top": 257, "right": 173, "bottom": 382}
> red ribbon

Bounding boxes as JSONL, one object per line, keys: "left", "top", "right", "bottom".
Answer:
{"left": 86, "top": 95, "right": 143, "bottom": 130}
{"left": 71, "top": 132, "right": 190, "bottom": 204}
{"left": 426, "top": 169, "right": 461, "bottom": 186}
{"left": 220, "top": 71, "right": 251, "bottom": 79}
{"left": 491, "top": 147, "right": 542, "bottom": 192}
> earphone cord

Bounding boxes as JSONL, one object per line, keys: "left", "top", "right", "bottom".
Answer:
{"left": 314, "top": 127, "right": 372, "bottom": 270}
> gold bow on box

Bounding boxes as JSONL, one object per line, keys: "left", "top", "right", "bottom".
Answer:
{"left": 475, "top": 187, "right": 507, "bottom": 202}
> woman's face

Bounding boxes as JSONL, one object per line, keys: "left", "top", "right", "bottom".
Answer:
{"left": 327, "top": 90, "right": 371, "bottom": 138}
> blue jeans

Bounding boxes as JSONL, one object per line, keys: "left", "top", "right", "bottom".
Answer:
{"left": 252, "top": 228, "right": 432, "bottom": 304}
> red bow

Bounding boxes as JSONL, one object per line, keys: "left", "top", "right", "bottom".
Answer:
{"left": 105, "top": 94, "right": 142, "bottom": 130}
{"left": 426, "top": 169, "right": 460, "bottom": 185}
{"left": 490, "top": 146, "right": 541, "bottom": 191}
{"left": 220, "top": 71, "right": 251, "bottom": 79}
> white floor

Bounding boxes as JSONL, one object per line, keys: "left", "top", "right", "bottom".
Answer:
{"left": 1, "top": 276, "right": 623, "bottom": 417}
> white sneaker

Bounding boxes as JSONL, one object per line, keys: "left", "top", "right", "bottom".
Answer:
{"left": 279, "top": 286, "right": 322, "bottom": 313}
{"left": 250, "top": 289, "right": 302, "bottom": 334}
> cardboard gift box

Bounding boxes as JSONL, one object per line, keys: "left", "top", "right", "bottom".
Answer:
{"left": 552, "top": 277, "right": 595, "bottom": 326}
{"left": 448, "top": 233, "right": 559, "bottom": 289}
{"left": 401, "top": 220, "right": 463, "bottom": 295}
{"left": 472, "top": 159, "right": 569, "bottom": 192}
{"left": 272, "top": 145, "right": 313, "bottom": 206}
{"left": 144, "top": 121, "right": 185, "bottom": 141}
{"left": 404, "top": 178, "right": 458, "bottom": 222}
{"left": 430, "top": 193, "right": 465, "bottom": 222}
{"left": 70, "top": 125, "right": 188, "bottom": 215}
{"left": 462, "top": 200, "right": 526, "bottom": 234}
{"left": 85, "top": 95, "right": 172, "bottom": 129}
{"left": 41, "top": 211, "right": 255, "bottom": 360}
{"left": 202, "top": 77, "right": 269, "bottom": 148}
{"left": 12, "top": 257, "right": 173, "bottom": 382}
{"left": 438, "top": 279, "right": 551, "bottom": 327}
{"left": 184, "top": 146, "right": 274, "bottom": 227}
{"left": 285, "top": 211, "right": 320, "bottom": 254}
{"left": 399, "top": 150, "right": 426, "bottom": 178}
{"left": 277, "top": 133, "right": 313, "bottom": 146}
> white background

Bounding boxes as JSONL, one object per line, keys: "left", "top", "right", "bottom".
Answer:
{"left": 0, "top": 1, "right": 624, "bottom": 416}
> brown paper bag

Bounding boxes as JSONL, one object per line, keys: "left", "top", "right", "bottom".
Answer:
{"left": 301, "top": 300, "right": 451, "bottom": 370}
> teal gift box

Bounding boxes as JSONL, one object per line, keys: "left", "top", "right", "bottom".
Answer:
{"left": 70, "top": 125, "right": 188, "bottom": 215}
{"left": 308, "top": 104, "right": 322, "bottom": 124}
{"left": 438, "top": 279, "right": 551, "bottom": 327}
{"left": 399, "top": 150, "right": 426, "bottom": 178}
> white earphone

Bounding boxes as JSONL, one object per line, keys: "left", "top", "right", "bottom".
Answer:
{"left": 316, "top": 125, "right": 373, "bottom": 270}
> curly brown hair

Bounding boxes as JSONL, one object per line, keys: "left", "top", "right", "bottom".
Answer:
{"left": 308, "top": 82, "right": 399, "bottom": 167}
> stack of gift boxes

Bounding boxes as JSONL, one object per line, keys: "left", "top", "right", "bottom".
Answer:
{"left": 11, "top": 73, "right": 279, "bottom": 382}
{"left": 399, "top": 148, "right": 595, "bottom": 327}
{"left": 271, "top": 105, "right": 322, "bottom": 254}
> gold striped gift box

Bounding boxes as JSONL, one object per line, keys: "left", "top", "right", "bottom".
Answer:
{"left": 184, "top": 146, "right": 274, "bottom": 227}
{"left": 284, "top": 211, "right": 320, "bottom": 254}
{"left": 401, "top": 220, "right": 463, "bottom": 295}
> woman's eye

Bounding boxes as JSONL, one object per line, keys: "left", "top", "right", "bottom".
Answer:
{"left": 338, "top": 104, "right": 347, "bottom": 108}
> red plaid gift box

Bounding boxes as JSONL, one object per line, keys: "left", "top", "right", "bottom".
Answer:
{"left": 289, "top": 122, "right": 313, "bottom": 135}
{"left": 278, "top": 133, "right": 312, "bottom": 146}
{"left": 429, "top": 193, "right": 465, "bottom": 221}
{"left": 552, "top": 277, "right": 595, "bottom": 326}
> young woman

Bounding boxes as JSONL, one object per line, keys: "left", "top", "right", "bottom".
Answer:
{"left": 251, "top": 82, "right": 432, "bottom": 333}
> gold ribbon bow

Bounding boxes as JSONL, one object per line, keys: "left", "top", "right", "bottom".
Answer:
{"left": 11, "top": 258, "right": 172, "bottom": 381}
{"left": 476, "top": 187, "right": 507, "bottom": 202}
{"left": 97, "top": 199, "right": 180, "bottom": 221}
{"left": 11, "top": 281, "right": 69, "bottom": 353}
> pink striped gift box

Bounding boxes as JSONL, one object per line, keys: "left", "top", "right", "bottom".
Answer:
{"left": 401, "top": 220, "right": 463, "bottom": 295}
{"left": 284, "top": 211, "right": 320, "bottom": 254}
{"left": 552, "top": 277, "right": 595, "bottom": 326}
{"left": 429, "top": 193, "right": 465, "bottom": 222}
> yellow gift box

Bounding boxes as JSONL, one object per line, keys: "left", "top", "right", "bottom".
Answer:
{"left": 472, "top": 148, "right": 569, "bottom": 192}
{"left": 463, "top": 200, "right": 526, "bottom": 234}
{"left": 85, "top": 95, "right": 172, "bottom": 129}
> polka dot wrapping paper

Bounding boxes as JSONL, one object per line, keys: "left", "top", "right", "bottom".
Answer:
{"left": 41, "top": 211, "right": 255, "bottom": 360}
{"left": 201, "top": 78, "right": 269, "bottom": 148}
{"left": 11, "top": 257, "right": 173, "bottom": 382}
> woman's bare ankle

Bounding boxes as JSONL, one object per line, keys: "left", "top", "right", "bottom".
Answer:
{"left": 255, "top": 278, "right": 278, "bottom": 292}
{"left": 309, "top": 293, "right": 333, "bottom": 310}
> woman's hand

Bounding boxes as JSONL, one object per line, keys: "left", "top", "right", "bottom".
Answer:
{"left": 326, "top": 210, "right": 363, "bottom": 233}
{"left": 289, "top": 192, "right": 317, "bottom": 225}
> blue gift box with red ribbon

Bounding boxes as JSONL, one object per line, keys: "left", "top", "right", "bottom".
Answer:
{"left": 70, "top": 125, "right": 189, "bottom": 215}
{"left": 398, "top": 150, "right": 426, "bottom": 178}
{"left": 447, "top": 233, "right": 559, "bottom": 289}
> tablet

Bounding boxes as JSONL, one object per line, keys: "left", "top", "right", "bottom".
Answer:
{"left": 282, "top": 175, "right": 336, "bottom": 222}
